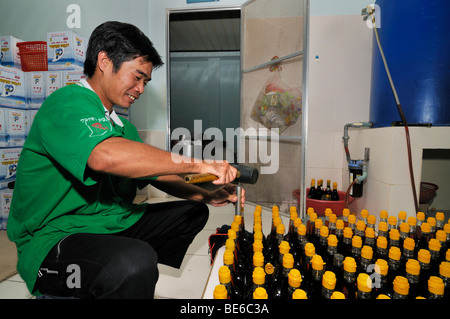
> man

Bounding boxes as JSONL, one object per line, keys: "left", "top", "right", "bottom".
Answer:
{"left": 7, "top": 21, "right": 241, "bottom": 299}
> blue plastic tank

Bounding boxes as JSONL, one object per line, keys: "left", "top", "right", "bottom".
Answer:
{"left": 369, "top": 0, "right": 450, "bottom": 127}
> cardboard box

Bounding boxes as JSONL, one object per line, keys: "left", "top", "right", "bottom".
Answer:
{"left": 0, "top": 189, "right": 13, "bottom": 230}
{"left": 1, "top": 35, "right": 24, "bottom": 69}
{"left": 26, "top": 72, "right": 46, "bottom": 109}
{"left": 62, "top": 70, "right": 86, "bottom": 86}
{"left": 0, "top": 147, "right": 21, "bottom": 182}
{"left": 45, "top": 71, "right": 62, "bottom": 98}
{"left": 47, "top": 31, "right": 85, "bottom": 71}
{"left": 0, "top": 65, "right": 26, "bottom": 109}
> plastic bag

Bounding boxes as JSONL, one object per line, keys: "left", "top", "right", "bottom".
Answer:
{"left": 250, "top": 72, "right": 302, "bottom": 133}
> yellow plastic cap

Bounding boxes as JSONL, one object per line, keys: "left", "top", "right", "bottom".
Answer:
{"left": 399, "top": 222, "right": 410, "bottom": 233}
{"left": 310, "top": 212, "right": 318, "bottom": 222}
{"left": 343, "top": 257, "right": 357, "bottom": 273}
{"left": 223, "top": 249, "right": 234, "bottom": 265}
{"left": 361, "top": 209, "right": 369, "bottom": 218}
{"left": 288, "top": 269, "right": 302, "bottom": 288}
{"left": 368, "top": 215, "right": 376, "bottom": 225}
{"left": 234, "top": 215, "right": 242, "bottom": 223}
{"left": 388, "top": 216, "right": 397, "bottom": 226}
{"left": 322, "top": 271, "right": 337, "bottom": 290}
{"left": 389, "top": 229, "right": 400, "bottom": 241}
{"left": 283, "top": 253, "right": 294, "bottom": 269}
{"left": 427, "top": 217, "right": 436, "bottom": 227}
{"left": 213, "top": 284, "right": 228, "bottom": 299}
{"left": 290, "top": 205, "right": 298, "bottom": 214}
{"left": 294, "top": 217, "right": 302, "bottom": 228}
{"left": 398, "top": 211, "right": 407, "bottom": 221}
{"left": 230, "top": 222, "right": 239, "bottom": 233}
{"left": 273, "top": 217, "right": 282, "bottom": 228}
{"left": 292, "top": 289, "right": 308, "bottom": 299}
{"left": 357, "top": 273, "right": 372, "bottom": 292}
{"left": 272, "top": 205, "right": 279, "bottom": 214}
{"left": 320, "top": 226, "right": 329, "bottom": 238}
{"left": 218, "top": 266, "right": 231, "bottom": 284}
{"left": 436, "top": 212, "right": 445, "bottom": 221}
{"left": 439, "top": 262, "right": 450, "bottom": 278}
{"left": 311, "top": 255, "right": 324, "bottom": 271}
{"left": 436, "top": 230, "right": 446, "bottom": 242}
{"left": 252, "top": 267, "right": 266, "bottom": 285}
{"left": 378, "top": 222, "right": 388, "bottom": 232}
{"left": 407, "top": 216, "right": 417, "bottom": 226}
{"left": 405, "top": 259, "right": 420, "bottom": 276}
{"left": 429, "top": 238, "right": 441, "bottom": 252}
{"left": 253, "top": 223, "right": 262, "bottom": 233}
{"left": 329, "top": 214, "right": 337, "bottom": 223}
{"left": 253, "top": 251, "right": 264, "bottom": 267}
{"left": 418, "top": 249, "right": 431, "bottom": 264}
{"left": 447, "top": 248, "right": 450, "bottom": 262}
{"left": 298, "top": 223, "right": 307, "bottom": 235}
{"left": 253, "top": 287, "right": 268, "bottom": 299}
{"left": 393, "top": 276, "right": 409, "bottom": 295}
{"left": 428, "top": 276, "right": 445, "bottom": 295}
{"left": 304, "top": 242, "right": 315, "bottom": 257}
{"left": 276, "top": 223, "right": 285, "bottom": 235}
{"left": 365, "top": 227, "right": 375, "bottom": 238}
{"left": 380, "top": 210, "right": 388, "bottom": 219}
{"left": 376, "top": 236, "right": 388, "bottom": 249}
{"left": 336, "top": 219, "right": 344, "bottom": 230}
{"left": 375, "top": 259, "right": 388, "bottom": 275}
{"left": 421, "top": 222, "right": 431, "bottom": 233}
{"left": 389, "top": 246, "right": 401, "bottom": 261}
{"left": 315, "top": 219, "right": 323, "bottom": 228}
{"left": 348, "top": 214, "right": 356, "bottom": 224}
{"left": 225, "top": 238, "right": 235, "bottom": 251}
{"left": 444, "top": 223, "right": 450, "bottom": 234}
{"left": 253, "top": 240, "right": 263, "bottom": 253}
{"left": 328, "top": 234, "right": 338, "bottom": 247}
{"left": 279, "top": 241, "right": 290, "bottom": 254}
{"left": 331, "top": 291, "right": 346, "bottom": 299}
{"left": 325, "top": 208, "right": 332, "bottom": 217}
{"left": 227, "top": 229, "right": 236, "bottom": 240}
{"left": 416, "top": 212, "right": 425, "bottom": 221}
{"left": 403, "top": 238, "right": 415, "bottom": 251}
{"left": 361, "top": 245, "right": 373, "bottom": 259}
{"left": 344, "top": 227, "right": 353, "bottom": 238}
{"left": 343, "top": 208, "right": 350, "bottom": 217}
{"left": 352, "top": 235, "right": 362, "bottom": 248}
{"left": 376, "top": 294, "right": 391, "bottom": 299}
{"left": 356, "top": 220, "right": 366, "bottom": 231}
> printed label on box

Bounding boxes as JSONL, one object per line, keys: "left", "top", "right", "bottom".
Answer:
{"left": 47, "top": 31, "right": 85, "bottom": 71}
{"left": 0, "top": 66, "right": 26, "bottom": 108}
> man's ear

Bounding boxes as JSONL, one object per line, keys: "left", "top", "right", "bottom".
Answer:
{"left": 97, "top": 51, "right": 112, "bottom": 74}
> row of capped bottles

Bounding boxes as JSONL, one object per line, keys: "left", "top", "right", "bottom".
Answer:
{"left": 308, "top": 179, "right": 340, "bottom": 201}
{"left": 213, "top": 205, "right": 450, "bottom": 299}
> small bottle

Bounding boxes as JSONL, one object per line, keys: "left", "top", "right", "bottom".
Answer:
{"left": 399, "top": 222, "right": 410, "bottom": 248}
{"left": 436, "top": 230, "right": 447, "bottom": 263}
{"left": 351, "top": 235, "right": 363, "bottom": 265}
{"left": 322, "top": 179, "right": 332, "bottom": 201}
{"left": 318, "top": 225, "right": 329, "bottom": 257}
{"left": 356, "top": 273, "right": 373, "bottom": 299}
{"left": 314, "top": 179, "right": 323, "bottom": 200}
{"left": 328, "top": 214, "right": 337, "bottom": 235}
{"left": 401, "top": 237, "right": 416, "bottom": 270}
{"left": 321, "top": 271, "right": 336, "bottom": 299}
{"left": 355, "top": 220, "right": 366, "bottom": 242}
{"left": 286, "top": 268, "right": 302, "bottom": 299}
{"left": 392, "top": 276, "right": 409, "bottom": 299}
{"left": 342, "top": 256, "right": 357, "bottom": 299}
{"left": 271, "top": 253, "right": 294, "bottom": 299}
{"left": 342, "top": 208, "right": 350, "bottom": 227}
{"left": 306, "top": 212, "right": 318, "bottom": 243}
{"left": 348, "top": 214, "right": 357, "bottom": 232}
{"left": 387, "top": 246, "right": 402, "bottom": 287}
{"left": 245, "top": 266, "right": 266, "bottom": 300}
{"left": 418, "top": 222, "right": 432, "bottom": 250}
{"left": 309, "top": 254, "right": 325, "bottom": 299}
{"left": 360, "top": 245, "right": 373, "bottom": 274}
{"left": 308, "top": 179, "right": 316, "bottom": 199}
{"left": 427, "top": 217, "right": 437, "bottom": 235}
{"left": 387, "top": 216, "right": 397, "bottom": 232}
{"left": 360, "top": 209, "right": 369, "bottom": 224}
{"left": 417, "top": 249, "right": 431, "bottom": 297}
{"left": 292, "top": 289, "right": 308, "bottom": 299}
{"left": 364, "top": 227, "right": 376, "bottom": 249}
{"left": 312, "top": 219, "right": 323, "bottom": 247}
{"left": 340, "top": 227, "right": 353, "bottom": 257}
{"left": 331, "top": 182, "right": 339, "bottom": 201}
{"left": 213, "top": 284, "right": 228, "bottom": 299}
{"left": 397, "top": 211, "right": 407, "bottom": 229}
{"left": 335, "top": 220, "right": 345, "bottom": 249}
{"left": 435, "top": 212, "right": 445, "bottom": 231}
{"left": 331, "top": 253, "right": 344, "bottom": 293}
{"left": 439, "top": 261, "right": 450, "bottom": 300}
{"left": 380, "top": 210, "right": 388, "bottom": 224}
{"left": 405, "top": 259, "right": 420, "bottom": 299}
{"left": 375, "top": 236, "right": 388, "bottom": 262}
{"left": 427, "top": 276, "right": 445, "bottom": 299}
{"left": 377, "top": 221, "right": 388, "bottom": 239}
{"left": 388, "top": 229, "right": 400, "bottom": 249}
{"left": 429, "top": 238, "right": 442, "bottom": 276}
{"left": 407, "top": 216, "right": 417, "bottom": 241}
{"left": 301, "top": 243, "right": 316, "bottom": 289}
{"left": 253, "top": 287, "right": 268, "bottom": 299}
{"left": 373, "top": 259, "right": 389, "bottom": 297}
{"left": 367, "top": 214, "right": 376, "bottom": 230}
{"left": 325, "top": 234, "right": 338, "bottom": 272}
{"left": 293, "top": 223, "right": 307, "bottom": 269}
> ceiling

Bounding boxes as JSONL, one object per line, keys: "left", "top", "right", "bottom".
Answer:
{"left": 169, "top": 10, "right": 241, "bottom": 52}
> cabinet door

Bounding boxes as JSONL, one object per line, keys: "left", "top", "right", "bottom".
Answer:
{"left": 240, "top": 0, "right": 309, "bottom": 215}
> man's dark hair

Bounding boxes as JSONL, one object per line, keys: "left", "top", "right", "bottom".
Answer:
{"left": 84, "top": 21, "right": 164, "bottom": 77}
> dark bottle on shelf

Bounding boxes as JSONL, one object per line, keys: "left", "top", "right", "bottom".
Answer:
{"left": 331, "top": 182, "right": 339, "bottom": 201}
{"left": 308, "top": 179, "right": 316, "bottom": 199}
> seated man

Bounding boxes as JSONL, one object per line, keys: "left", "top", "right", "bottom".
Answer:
{"left": 7, "top": 21, "right": 241, "bottom": 299}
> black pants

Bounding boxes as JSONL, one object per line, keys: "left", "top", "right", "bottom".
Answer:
{"left": 34, "top": 200, "right": 209, "bottom": 299}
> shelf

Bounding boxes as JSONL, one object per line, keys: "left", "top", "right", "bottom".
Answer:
{"left": 242, "top": 51, "right": 304, "bottom": 74}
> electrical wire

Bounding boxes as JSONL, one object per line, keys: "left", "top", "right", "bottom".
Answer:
{"left": 371, "top": 17, "right": 419, "bottom": 213}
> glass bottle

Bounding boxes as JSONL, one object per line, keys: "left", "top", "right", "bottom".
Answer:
{"left": 407, "top": 216, "right": 417, "bottom": 241}
{"left": 213, "top": 284, "right": 228, "bottom": 299}
{"left": 253, "top": 287, "right": 268, "bottom": 299}
{"left": 245, "top": 266, "right": 266, "bottom": 300}
{"left": 335, "top": 219, "right": 344, "bottom": 247}
{"left": 439, "top": 261, "right": 450, "bottom": 300}
{"left": 301, "top": 242, "right": 316, "bottom": 289}
{"left": 342, "top": 256, "right": 357, "bottom": 299}
{"left": 435, "top": 212, "right": 445, "bottom": 231}
{"left": 264, "top": 223, "right": 285, "bottom": 269}
{"left": 417, "top": 249, "right": 431, "bottom": 297}
{"left": 294, "top": 224, "right": 307, "bottom": 270}
{"left": 355, "top": 220, "right": 366, "bottom": 243}
{"left": 399, "top": 222, "right": 410, "bottom": 249}
{"left": 367, "top": 214, "right": 376, "bottom": 230}
{"left": 306, "top": 212, "right": 317, "bottom": 243}
{"left": 387, "top": 246, "right": 402, "bottom": 288}
{"left": 286, "top": 268, "right": 302, "bottom": 299}
{"left": 429, "top": 238, "right": 442, "bottom": 276}
{"left": 342, "top": 208, "right": 350, "bottom": 227}
{"left": 318, "top": 225, "right": 329, "bottom": 257}
{"left": 427, "top": 217, "right": 436, "bottom": 235}
{"left": 356, "top": 273, "right": 373, "bottom": 299}
{"left": 444, "top": 224, "right": 450, "bottom": 255}
{"left": 331, "top": 182, "right": 339, "bottom": 201}
{"left": 360, "top": 245, "right": 373, "bottom": 274}
{"left": 436, "top": 230, "right": 447, "bottom": 263}
{"left": 219, "top": 266, "right": 241, "bottom": 299}
{"left": 418, "top": 222, "right": 432, "bottom": 251}
{"left": 315, "top": 179, "right": 324, "bottom": 200}
{"left": 309, "top": 254, "right": 325, "bottom": 299}
{"left": 379, "top": 210, "right": 388, "bottom": 224}
{"left": 405, "top": 259, "right": 420, "bottom": 299}
{"left": 427, "top": 276, "right": 445, "bottom": 299}
{"left": 312, "top": 218, "right": 323, "bottom": 248}
{"left": 392, "top": 276, "right": 409, "bottom": 299}
{"left": 351, "top": 235, "right": 362, "bottom": 266}
{"left": 397, "top": 211, "right": 407, "bottom": 229}
{"left": 308, "top": 179, "right": 316, "bottom": 199}
{"left": 348, "top": 214, "right": 357, "bottom": 233}
{"left": 321, "top": 271, "right": 336, "bottom": 299}
{"left": 416, "top": 212, "right": 426, "bottom": 238}
{"left": 401, "top": 237, "right": 416, "bottom": 271}
{"left": 340, "top": 227, "right": 353, "bottom": 257}
{"left": 285, "top": 207, "right": 298, "bottom": 244}
{"left": 377, "top": 221, "right": 388, "bottom": 239}
{"left": 271, "top": 253, "right": 294, "bottom": 299}
{"left": 322, "top": 179, "right": 332, "bottom": 201}
{"left": 373, "top": 259, "right": 389, "bottom": 297}
{"left": 388, "top": 229, "right": 400, "bottom": 250}
{"left": 328, "top": 214, "right": 337, "bottom": 235}
{"left": 374, "top": 236, "right": 388, "bottom": 262}
{"left": 325, "top": 234, "right": 338, "bottom": 272}
{"left": 331, "top": 253, "right": 344, "bottom": 293}
{"left": 387, "top": 216, "right": 397, "bottom": 232}
{"left": 360, "top": 209, "right": 369, "bottom": 225}
{"left": 364, "top": 227, "right": 376, "bottom": 249}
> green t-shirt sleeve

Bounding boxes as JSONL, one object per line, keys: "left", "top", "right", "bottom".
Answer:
{"left": 35, "top": 86, "right": 123, "bottom": 185}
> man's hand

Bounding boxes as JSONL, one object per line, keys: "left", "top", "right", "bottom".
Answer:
{"left": 205, "top": 184, "right": 245, "bottom": 207}
{"left": 200, "top": 162, "right": 238, "bottom": 185}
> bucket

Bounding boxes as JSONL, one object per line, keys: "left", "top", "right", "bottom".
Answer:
{"left": 293, "top": 188, "right": 355, "bottom": 217}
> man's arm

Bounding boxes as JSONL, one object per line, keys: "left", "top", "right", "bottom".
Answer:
{"left": 87, "top": 137, "right": 237, "bottom": 184}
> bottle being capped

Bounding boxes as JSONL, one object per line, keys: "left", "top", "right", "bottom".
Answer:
{"left": 392, "top": 276, "right": 409, "bottom": 299}
{"left": 428, "top": 276, "right": 445, "bottom": 299}
{"left": 356, "top": 273, "right": 373, "bottom": 299}
{"left": 321, "top": 271, "right": 336, "bottom": 299}
{"left": 405, "top": 259, "right": 420, "bottom": 299}
{"left": 213, "top": 284, "right": 228, "bottom": 299}
{"left": 342, "top": 256, "right": 357, "bottom": 299}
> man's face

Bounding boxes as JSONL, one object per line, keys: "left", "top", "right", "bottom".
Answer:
{"left": 103, "top": 56, "right": 153, "bottom": 109}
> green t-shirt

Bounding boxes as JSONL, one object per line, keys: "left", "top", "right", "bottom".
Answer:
{"left": 7, "top": 83, "right": 152, "bottom": 294}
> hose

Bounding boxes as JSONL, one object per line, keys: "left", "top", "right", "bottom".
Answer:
{"left": 369, "top": 11, "right": 419, "bottom": 213}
